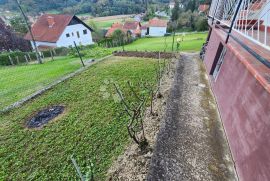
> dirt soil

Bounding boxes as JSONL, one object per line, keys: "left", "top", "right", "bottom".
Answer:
{"left": 114, "top": 51, "right": 176, "bottom": 59}
{"left": 106, "top": 58, "right": 178, "bottom": 181}
{"left": 147, "top": 53, "right": 237, "bottom": 180}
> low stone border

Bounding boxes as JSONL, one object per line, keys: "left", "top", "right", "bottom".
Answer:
{"left": 0, "top": 55, "right": 113, "bottom": 114}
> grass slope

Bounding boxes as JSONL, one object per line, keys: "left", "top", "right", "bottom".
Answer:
{"left": 0, "top": 57, "right": 81, "bottom": 110}
{"left": 125, "top": 33, "right": 207, "bottom": 52}
{"left": 0, "top": 47, "right": 115, "bottom": 110}
{"left": 0, "top": 56, "right": 157, "bottom": 180}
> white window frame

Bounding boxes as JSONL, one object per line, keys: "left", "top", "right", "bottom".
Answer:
{"left": 213, "top": 47, "right": 227, "bottom": 81}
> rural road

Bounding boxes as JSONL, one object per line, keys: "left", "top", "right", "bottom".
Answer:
{"left": 147, "top": 53, "right": 238, "bottom": 181}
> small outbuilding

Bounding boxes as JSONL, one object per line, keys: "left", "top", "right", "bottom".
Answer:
{"left": 148, "top": 18, "right": 167, "bottom": 37}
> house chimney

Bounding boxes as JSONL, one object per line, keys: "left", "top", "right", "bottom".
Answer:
{"left": 47, "top": 16, "right": 55, "bottom": 28}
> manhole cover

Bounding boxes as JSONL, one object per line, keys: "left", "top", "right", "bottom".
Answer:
{"left": 26, "top": 106, "right": 65, "bottom": 129}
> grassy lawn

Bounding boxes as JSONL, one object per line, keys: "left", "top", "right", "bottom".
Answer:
{"left": 95, "top": 19, "right": 120, "bottom": 29}
{"left": 86, "top": 15, "right": 135, "bottom": 29}
{"left": 0, "top": 57, "right": 81, "bottom": 110}
{"left": 125, "top": 32, "right": 207, "bottom": 52}
{"left": 0, "top": 47, "right": 115, "bottom": 110}
{"left": 0, "top": 56, "right": 158, "bottom": 180}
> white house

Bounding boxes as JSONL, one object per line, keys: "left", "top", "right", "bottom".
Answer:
{"left": 25, "top": 14, "right": 94, "bottom": 50}
{"left": 148, "top": 18, "right": 167, "bottom": 37}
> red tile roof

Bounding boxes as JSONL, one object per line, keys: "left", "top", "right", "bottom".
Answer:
{"left": 105, "top": 22, "right": 125, "bottom": 37}
{"left": 25, "top": 14, "right": 74, "bottom": 42}
{"left": 148, "top": 18, "right": 167, "bottom": 27}
{"left": 24, "top": 14, "right": 93, "bottom": 43}
{"left": 123, "top": 21, "right": 141, "bottom": 30}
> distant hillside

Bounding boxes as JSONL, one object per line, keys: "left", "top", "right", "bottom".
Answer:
{"left": 0, "top": 0, "right": 171, "bottom": 17}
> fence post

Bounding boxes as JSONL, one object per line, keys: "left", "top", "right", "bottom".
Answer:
{"left": 8, "top": 56, "right": 14, "bottom": 65}
{"left": 225, "top": 0, "right": 243, "bottom": 43}
{"left": 50, "top": 50, "right": 54, "bottom": 61}
{"left": 73, "top": 41, "right": 85, "bottom": 67}
{"left": 16, "top": 56, "right": 20, "bottom": 65}
{"left": 53, "top": 49, "right": 56, "bottom": 56}
{"left": 41, "top": 52, "right": 45, "bottom": 59}
{"left": 24, "top": 55, "right": 29, "bottom": 64}
{"left": 27, "top": 53, "right": 32, "bottom": 62}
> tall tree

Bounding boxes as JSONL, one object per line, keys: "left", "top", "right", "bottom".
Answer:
{"left": 10, "top": 16, "right": 28, "bottom": 34}
{"left": 171, "top": 0, "right": 180, "bottom": 21}
{"left": 0, "top": 17, "right": 31, "bottom": 52}
{"left": 112, "top": 29, "right": 126, "bottom": 51}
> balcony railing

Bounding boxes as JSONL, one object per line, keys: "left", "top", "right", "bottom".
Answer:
{"left": 209, "top": 0, "right": 270, "bottom": 50}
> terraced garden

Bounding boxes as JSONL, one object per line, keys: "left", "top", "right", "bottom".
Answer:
{"left": 0, "top": 56, "right": 159, "bottom": 180}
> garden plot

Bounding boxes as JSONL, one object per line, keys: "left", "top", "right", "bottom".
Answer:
{"left": 0, "top": 55, "right": 173, "bottom": 180}
{"left": 114, "top": 51, "right": 176, "bottom": 59}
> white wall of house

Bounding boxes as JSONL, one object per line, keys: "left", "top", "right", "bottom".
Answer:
{"left": 57, "top": 24, "right": 94, "bottom": 47}
{"left": 141, "top": 29, "right": 147, "bottom": 37}
{"left": 30, "top": 41, "right": 57, "bottom": 49}
{"left": 149, "top": 27, "right": 167, "bottom": 37}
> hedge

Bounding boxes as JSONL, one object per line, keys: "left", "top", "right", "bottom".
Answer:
{"left": 0, "top": 51, "right": 36, "bottom": 66}
{"left": 0, "top": 47, "right": 70, "bottom": 66}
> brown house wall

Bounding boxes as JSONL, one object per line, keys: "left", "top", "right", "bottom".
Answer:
{"left": 204, "top": 29, "right": 270, "bottom": 181}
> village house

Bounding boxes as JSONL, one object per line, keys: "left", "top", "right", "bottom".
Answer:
{"left": 106, "top": 18, "right": 167, "bottom": 38}
{"left": 123, "top": 21, "right": 141, "bottom": 37}
{"left": 204, "top": 0, "right": 270, "bottom": 181}
{"left": 105, "top": 21, "right": 142, "bottom": 38}
{"left": 24, "top": 14, "right": 94, "bottom": 50}
{"left": 105, "top": 22, "right": 125, "bottom": 38}
{"left": 148, "top": 18, "right": 167, "bottom": 37}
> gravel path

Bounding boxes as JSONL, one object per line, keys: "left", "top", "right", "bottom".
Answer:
{"left": 147, "top": 53, "right": 238, "bottom": 181}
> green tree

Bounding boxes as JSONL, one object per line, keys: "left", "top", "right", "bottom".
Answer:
{"left": 10, "top": 16, "right": 28, "bottom": 34}
{"left": 112, "top": 29, "right": 126, "bottom": 51}
{"left": 87, "top": 20, "right": 103, "bottom": 42}
{"left": 171, "top": 0, "right": 180, "bottom": 21}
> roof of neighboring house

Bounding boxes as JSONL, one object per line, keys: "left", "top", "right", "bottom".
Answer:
{"left": 24, "top": 14, "right": 93, "bottom": 43}
{"left": 105, "top": 22, "right": 125, "bottom": 37}
{"left": 198, "top": 4, "right": 210, "bottom": 13}
{"left": 123, "top": 21, "right": 141, "bottom": 30}
{"left": 148, "top": 18, "right": 167, "bottom": 27}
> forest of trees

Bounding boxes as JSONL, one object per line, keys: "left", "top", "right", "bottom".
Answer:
{"left": 168, "top": 0, "right": 209, "bottom": 32}
{"left": 0, "top": 0, "right": 170, "bottom": 16}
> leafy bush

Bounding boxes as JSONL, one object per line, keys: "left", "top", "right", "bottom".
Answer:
{"left": 42, "top": 47, "right": 69, "bottom": 57}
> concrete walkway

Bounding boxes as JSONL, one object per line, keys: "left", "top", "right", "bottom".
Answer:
{"left": 147, "top": 53, "right": 237, "bottom": 181}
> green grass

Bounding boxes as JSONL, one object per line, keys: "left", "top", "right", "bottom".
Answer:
{"left": 0, "top": 47, "right": 115, "bottom": 110}
{"left": 95, "top": 20, "right": 119, "bottom": 29}
{"left": 0, "top": 56, "right": 158, "bottom": 180}
{"left": 125, "top": 32, "right": 207, "bottom": 52}
{"left": 0, "top": 57, "right": 81, "bottom": 110}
